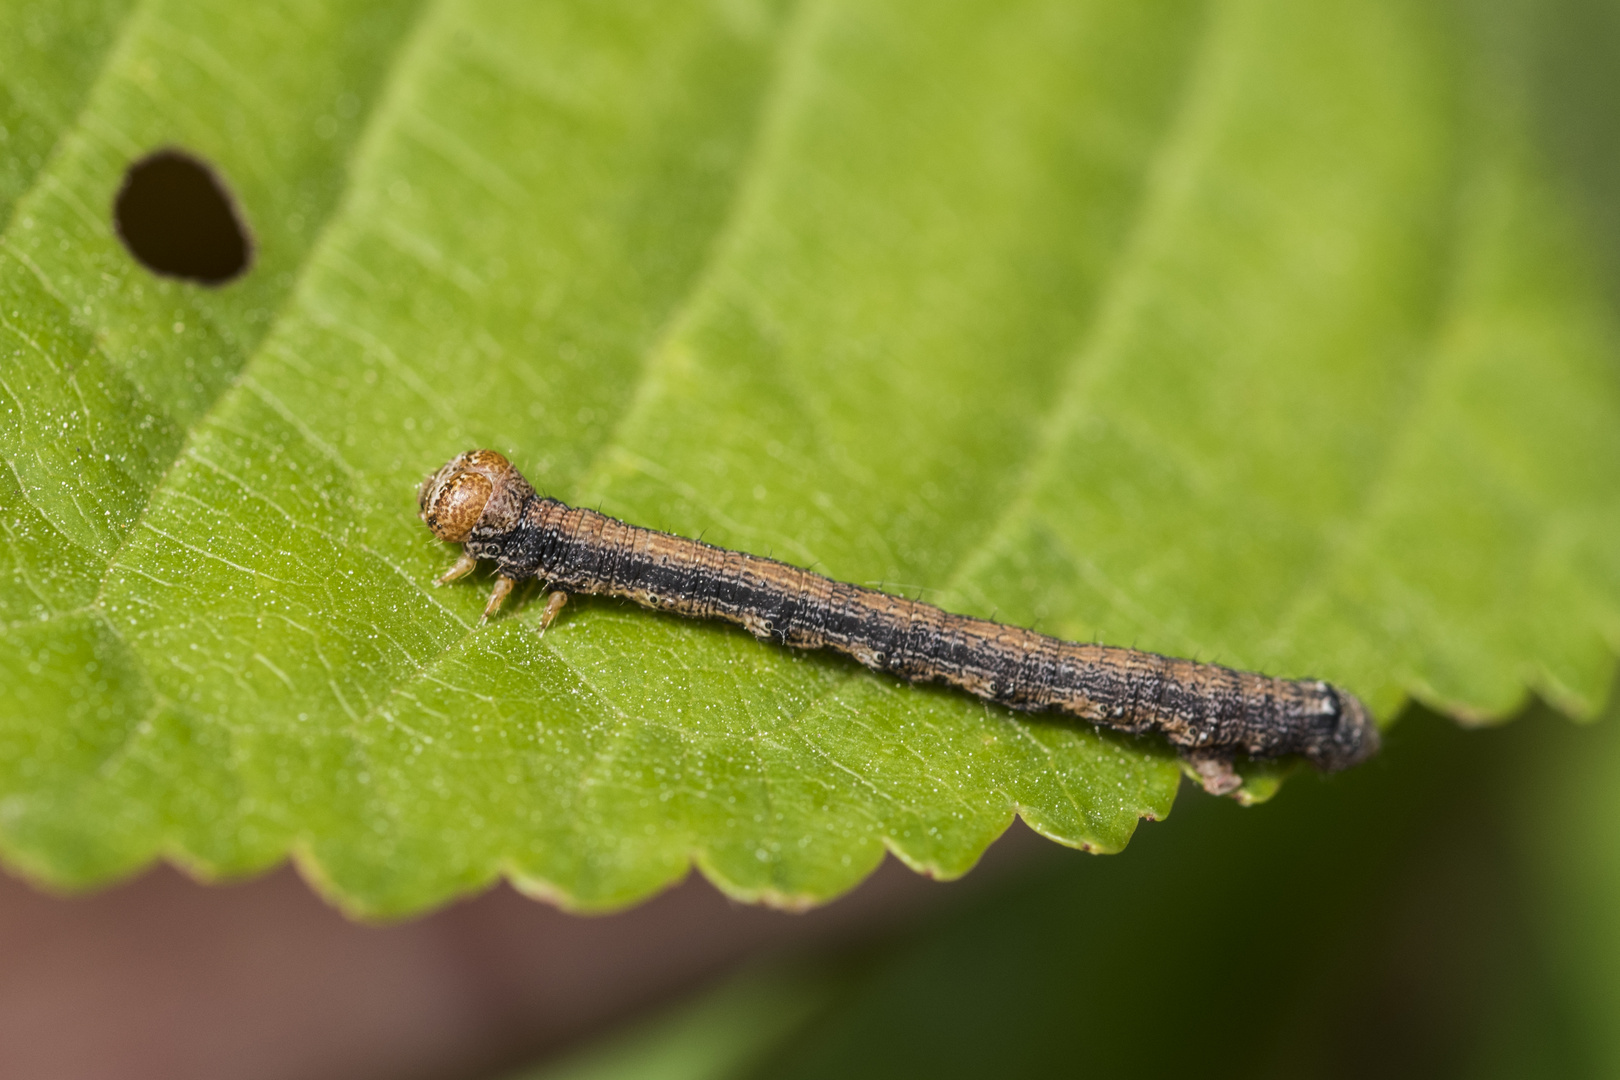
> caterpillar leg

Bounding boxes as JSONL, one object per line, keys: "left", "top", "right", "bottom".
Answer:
{"left": 481, "top": 575, "right": 516, "bottom": 623}
{"left": 538, "top": 590, "right": 568, "bottom": 634}
{"left": 1183, "top": 750, "right": 1243, "bottom": 797}
{"left": 434, "top": 550, "right": 478, "bottom": 586}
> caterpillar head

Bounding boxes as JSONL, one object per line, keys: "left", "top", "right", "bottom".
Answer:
{"left": 418, "top": 449, "right": 530, "bottom": 543}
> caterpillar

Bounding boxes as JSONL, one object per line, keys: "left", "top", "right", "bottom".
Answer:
{"left": 418, "top": 450, "right": 1379, "bottom": 794}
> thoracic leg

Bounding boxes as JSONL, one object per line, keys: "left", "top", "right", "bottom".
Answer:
{"left": 539, "top": 590, "right": 568, "bottom": 633}
{"left": 434, "top": 550, "right": 478, "bottom": 585}
{"left": 481, "top": 575, "right": 516, "bottom": 622}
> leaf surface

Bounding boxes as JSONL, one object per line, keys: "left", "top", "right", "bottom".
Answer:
{"left": 1, "top": 0, "right": 1616, "bottom": 915}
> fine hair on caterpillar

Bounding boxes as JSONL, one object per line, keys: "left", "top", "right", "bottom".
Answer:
{"left": 419, "top": 450, "right": 1380, "bottom": 796}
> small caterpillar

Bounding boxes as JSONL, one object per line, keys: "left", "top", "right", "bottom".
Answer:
{"left": 418, "top": 450, "right": 1379, "bottom": 794}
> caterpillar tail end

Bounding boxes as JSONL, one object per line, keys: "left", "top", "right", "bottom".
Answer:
{"left": 1310, "top": 686, "right": 1381, "bottom": 773}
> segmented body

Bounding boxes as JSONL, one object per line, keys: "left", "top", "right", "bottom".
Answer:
{"left": 423, "top": 451, "right": 1379, "bottom": 778}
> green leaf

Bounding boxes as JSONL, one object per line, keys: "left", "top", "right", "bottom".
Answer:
{"left": 1, "top": 0, "right": 1616, "bottom": 916}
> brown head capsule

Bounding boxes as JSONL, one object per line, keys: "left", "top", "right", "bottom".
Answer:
{"left": 418, "top": 461, "right": 492, "bottom": 543}
{"left": 417, "top": 449, "right": 531, "bottom": 543}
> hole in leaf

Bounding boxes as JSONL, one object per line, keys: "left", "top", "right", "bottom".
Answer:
{"left": 113, "top": 149, "right": 252, "bottom": 285}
